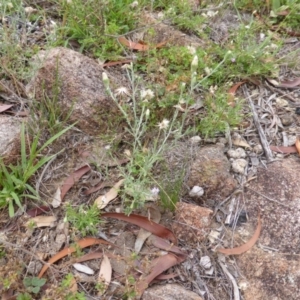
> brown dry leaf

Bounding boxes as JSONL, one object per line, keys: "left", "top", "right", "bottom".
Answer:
{"left": 118, "top": 36, "right": 167, "bottom": 51}
{"left": 26, "top": 205, "right": 50, "bottom": 217}
{"left": 136, "top": 253, "right": 186, "bottom": 296}
{"left": 217, "top": 214, "right": 261, "bottom": 255}
{"left": 27, "top": 216, "right": 57, "bottom": 228}
{"left": 94, "top": 179, "right": 124, "bottom": 209}
{"left": 60, "top": 165, "right": 91, "bottom": 199}
{"left": 75, "top": 251, "right": 103, "bottom": 263}
{"left": 148, "top": 236, "right": 187, "bottom": 256}
{"left": 102, "top": 59, "right": 133, "bottom": 67}
{"left": 102, "top": 212, "right": 177, "bottom": 244}
{"left": 98, "top": 254, "right": 112, "bottom": 295}
{"left": 277, "top": 78, "right": 300, "bottom": 88}
{"left": 228, "top": 81, "right": 246, "bottom": 106}
{"left": 84, "top": 181, "right": 112, "bottom": 196}
{"left": 269, "top": 145, "right": 297, "bottom": 154}
{"left": 0, "top": 104, "right": 13, "bottom": 113}
{"left": 267, "top": 77, "right": 300, "bottom": 88}
{"left": 232, "top": 135, "right": 251, "bottom": 149}
{"left": 134, "top": 207, "right": 161, "bottom": 254}
{"left": 51, "top": 165, "right": 91, "bottom": 208}
{"left": 38, "top": 238, "right": 114, "bottom": 278}
{"left": 295, "top": 137, "right": 300, "bottom": 156}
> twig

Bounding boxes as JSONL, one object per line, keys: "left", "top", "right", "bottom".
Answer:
{"left": 245, "top": 186, "right": 291, "bottom": 208}
{"left": 243, "top": 86, "right": 274, "bottom": 162}
{"left": 0, "top": 238, "right": 49, "bottom": 267}
{"left": 218, "top": 257, "right": 240, "bottom": 300}
{"left": 265, "top": 81, "right": 298, "bottom": 103}
{"left": 35, "top": 148, "right": 65, "bottom": 196}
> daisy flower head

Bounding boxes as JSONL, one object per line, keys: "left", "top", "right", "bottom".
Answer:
{"left": 114, "top": 86, "right": 130, "bottom": 98}
{"left": 158, "top": 119, "right": 170, "bottom": 130}
{"left": 140, "top": 89, "right": 154, "bottom": 101}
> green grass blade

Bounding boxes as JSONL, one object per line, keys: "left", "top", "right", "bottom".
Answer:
{"left": 23, "top": 155, "right": 55, "bottom": 181}
{"left": 8, "top": 200, "right": 15, "bottom": 218}
{"left": 38, "top": 123, "right": 74, "bottom": 153}
{"left": 11, "top": 191, "right": 22, "bottom": 209}
{"left": 20, "top": 122, "right": 26, "bottom": 171}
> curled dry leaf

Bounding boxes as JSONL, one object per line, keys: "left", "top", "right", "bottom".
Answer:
{"left": 232, "top": 135, "right": 251, "bottom": 149}
{"left": 94, "top": 179, "right": 124, "bottom": 209}
{"left": 0, "top": 104, "right": 13, "bottom": 113}
{"left": 136, "top": 253, "right": 186, "bottom": 296}
{"left": 26, "top": 205, "right": 50, "bottom": 217}
{"left": 295, "top": 137, "right": 300, "bottom": 156}
{"left": 38, "top": 238, "right": 114, "bottom": 278}
{"left": 134, "top": 207, "right": 161, "bottom": 254}
{"left": 228, "top": 81, "right": 246, "bottom": 106}
{"left": 102, "top": 59, "right": 133, "bottom": 67}
{"left": 27, "top": 215, "right": 57, "bottom": 228}
{"left": 73, "top": 263, "right": 95, "bottom": 275}
{"left": 118, "top": 36, "right": 167, "bottom": 51}
{"left": 98, "top": 254, "right": 112, "bottom": 295}
{"left": 60, "top": 165, "right": 91, "bottom": 199}
{"left": 269, "top": 145, "right": 297, "bottom": 154}
{"left": 102, "top": 212, "right": 177, "bottom": 244}
{"left": 148, "top": 236, "right": 187, "bottom": 256}
{"left": 51, "top": 165, "right": 91, "bottom": 208}
{"left": 267, "top": 77, "right": 300, "bottom": 88}
{"left": 84, "top": 181, "right": 112, "bottom": 196}
{"left": 277, "top": 78, "right": 300, "bottom": 88}
{"left": 217, "top": 214, "right": 261, "bottom": 255}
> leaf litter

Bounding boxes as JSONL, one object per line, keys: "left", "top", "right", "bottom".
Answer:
{"left": 3, "top": 1, "right": 300, "bottom": 299}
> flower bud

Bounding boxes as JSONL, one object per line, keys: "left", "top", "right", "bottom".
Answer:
{"left": 102, "top": 72, "right": 110, "bottom": 88}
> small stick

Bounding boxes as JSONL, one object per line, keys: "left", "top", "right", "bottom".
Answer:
{"left": 218, "top": 258, "right": 240, "bottom": 300}
{"left": 243, "top": 86, "right": 274, "bottom": 162}
{"left": 246, "top": 186, "right": 291, "bottom": 208}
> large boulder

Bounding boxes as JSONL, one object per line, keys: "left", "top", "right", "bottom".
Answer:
{"left": 26, "top": 47, "right": 129, "bottom": 135}
{"left": 187, "top": 145, "right": 237, "bottom": 202}
{"left": 236, "top": 157, "right": 300, "bottom": 299}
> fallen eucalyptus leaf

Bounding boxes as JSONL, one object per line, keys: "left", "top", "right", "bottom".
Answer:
{"left": 28, "top": 216, "right": 57, "bottom": 228}
{"left": 95, "top": 179, "right": 124, "bottom": 209}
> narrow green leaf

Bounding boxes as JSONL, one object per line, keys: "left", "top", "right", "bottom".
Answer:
{"left": 20, "top": 122, "right": 27, "bottom": 172}
{"left": 38, "top": 124, "right": 74, "bottom": 153}
{"left": 8, "top": 200, "right": 15, "bottom": 217}
{"left": 11, "top": 191, "right": 23, "bottom": 209}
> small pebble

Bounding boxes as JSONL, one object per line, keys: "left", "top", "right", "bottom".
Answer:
{"left": 227, "top": 147, "right": 246, "bottom": 159}
{"left": 231, "top": 159, "right": 248, "bottom": 174}
{"left": 189, "top": 186, "right": 204, "bottom": 197}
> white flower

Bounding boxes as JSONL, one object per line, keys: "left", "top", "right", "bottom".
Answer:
{"left": 114, "top": 87, "right": 130, "bottom": 97}
{"left": 187, "top": 46, "right": 196, "bottom": 55}
{"left": 158, "top": 119, "right": 170, "bottom": 130}
{"left": 140, "top": 89, "right": 154, "bottom": 101}
{"left": 130, "top": 1, "right": 138, "bottom": 8}
{"left": 206, "top": 10, "right": 218, "bottom": 18}
{"left": 204, "top": 67, "right": 211, "bottom": 75}
{"left": 151, "top": 187, "right": 160, "bottom": 196}
{"left": 150, "top": 187, "right": 160, "bottom": 200}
